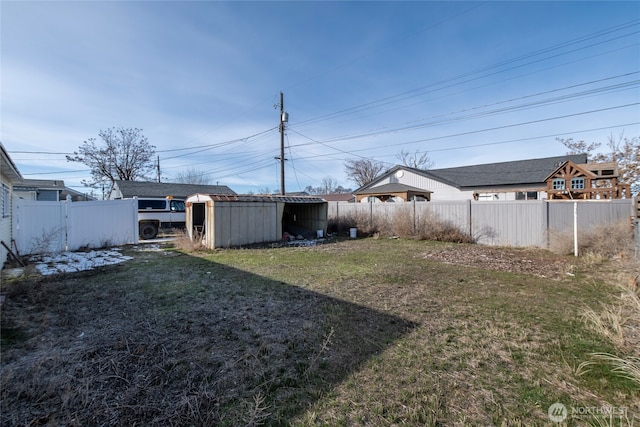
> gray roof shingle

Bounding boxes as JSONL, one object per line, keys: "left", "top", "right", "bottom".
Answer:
{"left": 422, "top": 154, "right": 588, "bottom": 188}
{"left": 113, "top": 180, "right": 236, "bottom": 199}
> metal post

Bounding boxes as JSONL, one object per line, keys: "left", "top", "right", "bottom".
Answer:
{"left": 573, "top": 201, "right": 578, "bottom": 257}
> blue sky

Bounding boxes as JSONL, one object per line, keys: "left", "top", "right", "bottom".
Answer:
{"left": 2, "top": 1, "right": 639, "bottom": 195}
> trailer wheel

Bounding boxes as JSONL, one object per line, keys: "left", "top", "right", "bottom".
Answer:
{"left": 140, "top": 223, "right": 158, "bottom": 240}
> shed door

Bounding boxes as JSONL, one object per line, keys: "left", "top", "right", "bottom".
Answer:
{"left": 192, "top": 203, "right": 205, "bottom": 229}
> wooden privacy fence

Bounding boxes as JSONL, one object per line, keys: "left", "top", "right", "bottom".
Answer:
{"left": 13, "top": 198, "right": 139, "bottom": 255}
{"left": 328, "top": 199, "right": 636, "bottom": 248}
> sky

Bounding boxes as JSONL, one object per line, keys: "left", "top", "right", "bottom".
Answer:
{"left": 2, "top": 1, "right": 639, "bottom": 196}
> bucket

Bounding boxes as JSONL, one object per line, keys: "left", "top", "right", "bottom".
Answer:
{"left": 349, "top": 228, "right": 357, "bottom": 238}
{"left": 316, "top": 230, "right": 324, "bottom": 238}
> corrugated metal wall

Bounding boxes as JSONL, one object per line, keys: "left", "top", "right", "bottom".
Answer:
{"left": 328, "top": 199, "right": 634, "bottom": 248}
{"left": 13, "top": 198, "right": 138, "bottom": 255}
{"left": 213, "top": 201, "right": 278, "bottom": 247}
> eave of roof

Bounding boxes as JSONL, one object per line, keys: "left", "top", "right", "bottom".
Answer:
{"left": 1, "top": 142, "right": 22, "bottom": 181}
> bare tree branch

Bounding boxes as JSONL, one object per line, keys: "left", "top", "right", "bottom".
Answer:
{"left": 344, "top": 158, "right": 385, "bottom": 187}
{"left": 396, "top": 149, "right": 435, "bottom": 169}
{"left": 67, "top": 128, "right": 156, "bottom": 188}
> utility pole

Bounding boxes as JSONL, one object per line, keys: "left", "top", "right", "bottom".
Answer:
{"left": 279, "top": 92, "right": 287, "bottom": 195}
{"left": 157, "top": 155, "right": 161, "bottom": 183}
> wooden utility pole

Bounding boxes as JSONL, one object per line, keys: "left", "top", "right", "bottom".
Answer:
{"left": 157, "top": 155, "right": 161, "bottom": 183}
{"left": 279, "top": 91, "right": 287, "bottom": 195}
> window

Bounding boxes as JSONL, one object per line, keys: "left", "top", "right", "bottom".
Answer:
{"left": 170, "top": 200, "right": 186, "bottom": 212}
{"left": 516, "top": 191, "right": 538, "bottom": 200}
{"left": 138, "top": 199, "right": 167, "bottom": 210}
{"left": 552, "top": 179, "right": 565, "bottom": 190}
{"left": 571, "top": 178, "right": 585, "bottom": 190}
{"left": 2, "top": 183, "right": 9, "bottom": 218}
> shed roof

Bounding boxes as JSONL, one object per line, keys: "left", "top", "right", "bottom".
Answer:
{"left": 187, "top": 193, "right": 326, "bottom": 203}
{"left": 113, "top": 180, "right": 236, "bottom": 199}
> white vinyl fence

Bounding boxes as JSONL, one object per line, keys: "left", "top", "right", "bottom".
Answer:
{"left": 328, "top": 199, "right": 636, "bottom": 248}
{"left": 13, "top": 198, "right": 138, "bottom": 255}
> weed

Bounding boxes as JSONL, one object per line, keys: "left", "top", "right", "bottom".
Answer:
{"left": 173, "top": 229, "right": 207, "bottom": 252}
{"left": 550, "top": 220, "right": 635, "bottom": 259}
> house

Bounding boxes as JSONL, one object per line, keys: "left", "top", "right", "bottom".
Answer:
{"left": 13, "top": 179, "right": 94, "bottom": 201}
{"left": 354, "top": 154, "right": 591, "bottom": 202}
{"left": 108, "top": 180, "right": 237, "bottom": 200}
{"left": 545, "top": 160, "right": 631, "bottom": 200}
{"left": 1, "top": 142, "right": 23, "bottom": 270}
{"left": 13, "top": 179, "right": 65, "bottom": 201}
{"left": 185, "top": 193, "right": 328, "bottom": 248}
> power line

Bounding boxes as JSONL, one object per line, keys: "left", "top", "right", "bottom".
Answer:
{"left": 290, "top": 121, "right": 640, "bottom": 162}
{"left": 293, "top": 20, "right": 640, "bottom": 128}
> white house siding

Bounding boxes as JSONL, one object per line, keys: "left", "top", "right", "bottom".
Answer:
{"left": 373, "top": 169, "right": 474, "bottom": 201}
{"left": 1, "top": 176, "right": 13, "bottom": 268}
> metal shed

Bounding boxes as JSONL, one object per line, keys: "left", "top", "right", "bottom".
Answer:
{"left": 185, "top": 194, "right": 328, "bottom": 248}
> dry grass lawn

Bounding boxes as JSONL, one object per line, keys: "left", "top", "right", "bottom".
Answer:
{"left": 1, "top": 238, "right": 638, "bottom": 426}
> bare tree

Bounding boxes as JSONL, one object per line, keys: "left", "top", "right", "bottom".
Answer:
{"left": 607, "top": 133, "right": 639, "bottom": 195}
{"left": 303, "top": 178, "right": 352, "bottom": 195}
{"left": 397, "top": 149, "right": 435, "bottom": 169}
{"left": 173, "top": 168, "right": 212, "bottom": 185}
{"left": 67, "top": 128, "right": 156, "bottom": 188}
{"left": 321, "top": 176, "right": 338, "bottom": 193}
{"left": 344, "top": 158, "right": 385, "bottom": 187}
{"left": 556, "top": 137, "right": 606, "bottom": 162}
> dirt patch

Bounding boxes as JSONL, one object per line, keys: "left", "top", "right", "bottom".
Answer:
{"left": 418, "top": 244, "right": 576, "bottom": 280}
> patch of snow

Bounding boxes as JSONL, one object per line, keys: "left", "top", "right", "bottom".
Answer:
{"left": 29, "top": 249, "right": 134, "bottom": 276}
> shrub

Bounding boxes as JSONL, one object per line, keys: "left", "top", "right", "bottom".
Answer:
{"left": 415, "top": 211, "right": 475, "bottom": 243}
{"left": 334, "top": 207, "right": 474, "bottom": 243}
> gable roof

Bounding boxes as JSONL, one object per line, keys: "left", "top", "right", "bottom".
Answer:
{"left": 112, "top": 180, "right": 236, "bottom": 199}
{"left": 356, "top": 182, "right": 432, "bottom": 195}
{"left": 544, "top": 160, "right": 597, "bottom": 182}
{"left": 319, "top": 193, "right": 355, "bottom": 202}
{"left": 358, "top": 154, "right": 589, "bottom": 192}
{"left": 427, "top": 154, "right": 588, "bottom": 188}
{"left": 14, "top": 178, "right": 66, "bottom": 191}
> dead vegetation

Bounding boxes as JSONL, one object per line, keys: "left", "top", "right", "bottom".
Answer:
{"left": 328, "top": 207, "right": 474, "bottom": 243}
{"left": 1, "top": 235, "right": 638, "bottom": 426}
{"left": 549, "top": 219, "right": 636, "bottom": 259}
